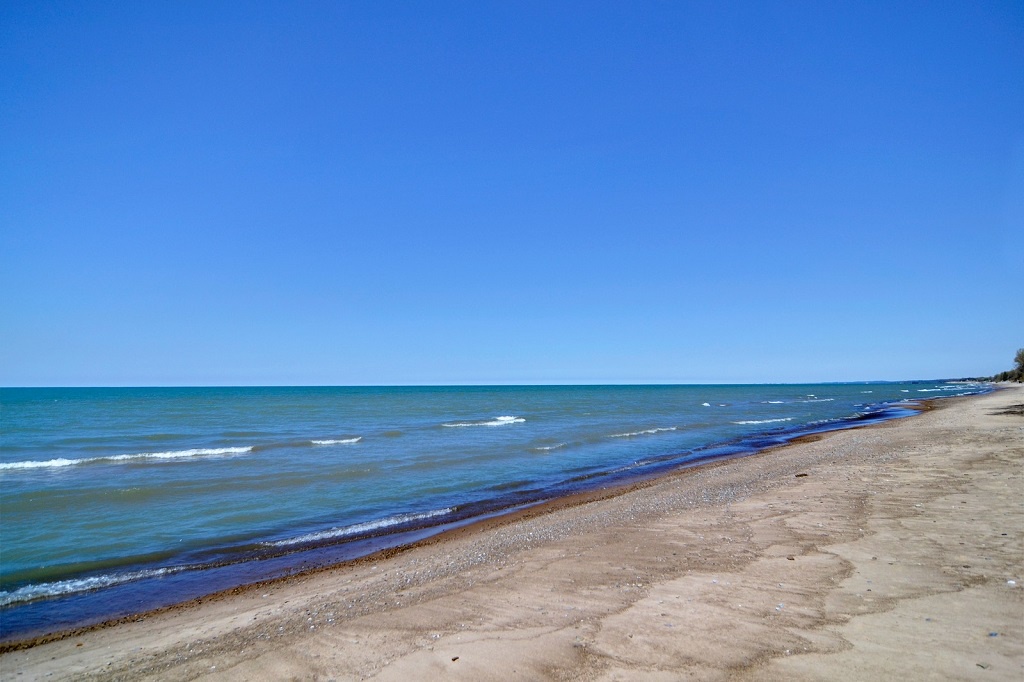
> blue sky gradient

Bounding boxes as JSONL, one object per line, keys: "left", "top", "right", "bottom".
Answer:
{"left": 2, "top": 1, "right": 1022, "bottom": 385}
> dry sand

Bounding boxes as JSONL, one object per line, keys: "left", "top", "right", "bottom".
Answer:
{"left": 2, "top": 385, "right": 1021, "bottom": 681}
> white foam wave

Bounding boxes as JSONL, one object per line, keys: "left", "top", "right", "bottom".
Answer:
{"left": 105, "top": 444, "right": 253, "bottom": 458}
{"left": 311, "top": 437, "right": 362, "bottom": 445}
{"left": 534, "top": 443, "right": 567, "bottom": 451}
{"left": 733, "top": 418, "right": 794, "bottom": 425}
{"left": 702, "top": 402, "right": 711, "bottom": 407}
{"left": 0, "top": 458, "right": 82, "bottom": 470}
{"left": 796, "top": 398, "right": 835, "bottom": 403}
{"left": 268, "top": 508, "right": 456, "bottom": 547}
{"left": 442, "top": 416, "right": 525, "bottom": 427}
{"left": 0, "top": 566, "right": 188, "bottom": 607}
{"left": 609, "top": 426, "right": 678, "bottom": 438}
{"left": 0, "top": 447, "right": 253, "bottom": 471}
{"left": 764, "top": 401, "right": 785, "bottom": 404}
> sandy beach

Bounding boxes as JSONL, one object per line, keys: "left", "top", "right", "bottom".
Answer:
{"left": 2, "top": 385, "right": 1021, "bottom": 681}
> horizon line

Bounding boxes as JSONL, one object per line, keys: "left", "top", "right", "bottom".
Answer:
{"left": 0, "top": 378, "right": 979, "bottom": 390}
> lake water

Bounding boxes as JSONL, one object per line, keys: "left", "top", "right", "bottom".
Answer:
{"left": 0, "top": 381, "right": 988, "bottom": 640}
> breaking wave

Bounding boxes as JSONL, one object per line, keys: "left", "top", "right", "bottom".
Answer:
{"left": 0, "top": 566, "right": 191, "bottom": 607}
{"left": 267, "top": 508, "right": 456, "bottom": 547}
{"left": 0, "top": 447, "right": 254, "bottom": 471}
{"left": 443, "top": 416, "right": 525, "bottom": 427}
{"left": 609, "top": 426, "right": 677, "bottom": 438}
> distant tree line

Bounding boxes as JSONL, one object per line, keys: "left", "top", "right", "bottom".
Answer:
{"left": 987, "top": 347, "right": 1024, "bottom": 382}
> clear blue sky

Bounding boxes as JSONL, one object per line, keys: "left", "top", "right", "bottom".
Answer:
{"left": 2, "top": 1, "right": 1022, "bottom": 386}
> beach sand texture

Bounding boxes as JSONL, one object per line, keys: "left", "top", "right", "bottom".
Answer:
{"left": 2, "top": 385, "right": 1021, "bottom": 681}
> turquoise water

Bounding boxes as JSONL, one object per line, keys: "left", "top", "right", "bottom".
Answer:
{"left": 0, "top": 382, "right": 987, "bottom": 638}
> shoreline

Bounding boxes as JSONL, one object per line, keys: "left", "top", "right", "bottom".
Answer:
{"left": 0, "top": 391, "right": 953, "bottom": 645}
{"left": 2, "top": 385, "right": 1021, "bottom": 679}
{"left": 0, "top": 395, "right": 941, "bottom": 649}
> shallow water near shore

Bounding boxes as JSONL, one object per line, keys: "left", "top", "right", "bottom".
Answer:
{"left": 0, "top": 382, "right": 989, "bottom": 641}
